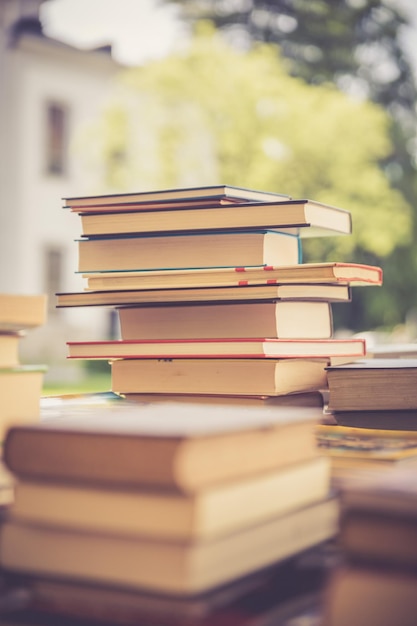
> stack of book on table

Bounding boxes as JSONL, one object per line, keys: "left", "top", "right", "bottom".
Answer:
{"left": 316, "top": 359, "right": 417, "bottom": 485}
{"left": 0, "top": 185, "right": 383, "bottom": 623}
{"left": 322, "top": 468, "right": 417, "bottom": 626}
{"left": 0, "top": 400, "right": 338, "bottom": 624}
{"left": 0, "top": 294, "right": 47, "bottom": 508}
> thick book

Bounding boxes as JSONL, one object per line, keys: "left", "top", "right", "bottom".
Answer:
{"left": 63, "top": 184, "right": 291, "bottom": 208}
{"left": 0, "top": 365, "right": 47, "bottom": 442}
{"left": 78, "top": 199, "right": 352, "bottom": 238}
{"left": 0, "top": 294, "right": 47, "bottom": 332}
{"left": 66, "top": 337, "right": 366, "bottom": 359}
{"left": 0, "top": 332, "right": 22, "bottom": 368}
{"left": 81, "top": 261, "right": 382, "bottom": 291}
{"left": 322, "top": 566, "right": 417, "bottom": 626}
{"left": 8, "top": 554, "right": 327, "bottom": 626}
{"left": 328, "top": 408, "right": 417, "bottom": 430}
{"left": 336, "top": 468, "right": 417, "bottom": 569}
{"left": 3, "top": 402, "right": 324, "bottom": 491}
{"left": 11, "top": 457, "right": 330, "bottom": 541}
{"left": 108, "top": 358, "right": 330, "bottom": 397}
{"left": 117, "top": 300, "right": 333, "bottom": 340}
{"left": 77, "top": 231, "right": 301, "bottom": 272}
{"left": 326, "top": 359, "right": 417, "bottom": 411}
{"left": 0, "top": 497, "right": 338, "bottom": 595}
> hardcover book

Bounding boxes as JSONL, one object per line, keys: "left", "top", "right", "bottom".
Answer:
{"left": 78, "top": 199, "right": 352, "bottom": 238}
{"left": 66, "top": 337, "right": 366, "bottom": 360}
{"left": 4, "top": 401, "right": 325, "bottom": 491}
{"left": 57, "top": 282, "right": 353, "bottom": 307}
{"left": 77, "top": 231, "right": 301, "bottom": 273}
{"left": 63, "top": 184, "right": 291, "bottom": 208}
{"left": 80, "top": 261, "right": 382, "bottom": 291}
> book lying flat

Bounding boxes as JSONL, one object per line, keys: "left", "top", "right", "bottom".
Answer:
{"left": 4, "top": 401, "right": 325, "bottom": 491}
{"left": 0, "top": 365, "right": 47, "bottom": 441}
{"left": 63, "top": 185, "right": 291, "bottom": 208}
{"left": 0, "top": 332, "right": 22, "bottom": 368}
{"left": 315, "top": 423, "right": 417, "bottom": 462}
{"left": 0, "top": 497, "right": 338, "bottom": 595}
{"left": 326, "top": 359, "right": 417, "bottom": 411}
{"left": 78, "top": 199, "right": 352, "bottom": 238}
{"left": 67, "top": 337, "right": 366, "bottom": 360}
{"left": 81, "top": 262, "right": 382, "bottom": 291}
{"left": 329, "top": 409, "right": 417, "bottom": 430}
{"left": 57, "top": 282, "right": 352, "bottom": 307}
{"left": 0, "top": 294, "right": 47, "bottom": 331}
{"left": 117, "top": 300, "right": 333, "bottom": 340}
{"left": 12, "top": 457, "right": 330, "bottom": 541}
{"left": 77, "top": 231, "right": 301, "bottom": 273}
{"left": 14, "top": 554, "right": 327, "bottom": 625}
{"left": 109, "top": 358, "right": 329, "bottom": 397}
{"left": 323, "top": 566, "right": 417, "bottom": 626}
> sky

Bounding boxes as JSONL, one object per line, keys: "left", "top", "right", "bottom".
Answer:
{"left": 40, "top": 0, "right": 188, "bottom": 66}
{"left": 41, "top": 0, "right": 417, "bottom": 72}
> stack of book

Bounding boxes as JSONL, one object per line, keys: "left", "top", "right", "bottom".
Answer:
{"left": 322, "top": 468, "right": 417, "bottom": 626}
{"left": 0, "top": 400, "right": 339, "bottom": 624}
{"left": 0, "top": 184, "right": 382, "bottom": 623}
{"left": 316, "top": 359, "right": 417, "bottom": 484}
{"left": 0, "top": 293, "right": 47, "bottom": 509}
{"left": 56, "top": 184, "right": 383, "bottom": 401}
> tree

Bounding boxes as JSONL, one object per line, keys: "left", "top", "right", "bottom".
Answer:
{"left": 173, "top": 0, "right": 417, "bottom": 330}
{"left": 87, "top": 26, "right": 412, "bottom": 331}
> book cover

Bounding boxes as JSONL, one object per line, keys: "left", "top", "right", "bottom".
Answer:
{"left": 78, "top": 199, "right": 352, "bottom": 238}
{"left": 77, "top": 230, "right": 302, "bottom": 273}
{"left": 66, "top": 337, "right": 366, "bottom": 359}
{"left": 4, "top": 400, "right": 324, "bottom": 491}
{"left": 117, "top": 300, "right": 333, "bottom": 340}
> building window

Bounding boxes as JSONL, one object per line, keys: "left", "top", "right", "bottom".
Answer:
{"left": 44, "top": 246, "right": 63, "bottom": 315}
{"left": 45, "top": 102, "right": 68, "bottom": 175}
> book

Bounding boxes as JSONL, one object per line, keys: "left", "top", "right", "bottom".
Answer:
{"left": 315, "top": 423, "right": 417, "bottom": 458}
{"left": 328, "top": 409, "right": 417, "bottom": 430}
{"left": 63, "top": 184, "right": 291, "bottom": 208}
{"left": 69, "top": 196, "right": 246, "bottom": 213}
{"left": 326, "top": 359, "right": 417, "bottom": 411}
{"left": 122, "top": 391, "right": 326, "bottom": 408}
{"left": 322, "top": 566, "right": 417, "bottom": 626}
{"left": 78, "top": 199, "right": 352, "bottom": 238}
{"left": 117, "top": 300, "right": 333, "bottom": 340}
{"left": 0, "top": 497, "right": 338, "bottom": 595}
{"left": 0, "top": 333, "right": 21, "bottom": 368}
{"left": 11, "top": 457, "right": 330, "bottom": 541}
{"left": 66, "top": 337, "right": 366, "bottom": 360}
{"left": 0, "top": 366, "right": 47, "bottom": 443}
{"left": 10, "top": 552, "right": 328, "bottom": 625}
{"left": 108, "top": 358, "right": 330, "bottom": 397}
{"left": 3, "top": 402, "right": 325, "bottom": 491}
{"left": 338, "top": 468, "right": 417, "bottom": 568}
{"left": 81, "top": 262, "right": 383, "bottom": 292}
{"left": 57, "top": 282, "right": 352, "bottom": 308}
{"left": 0, "top": 294, "right": 47, "bottom": 332}
{"left": 77, "top": 231, "right": 301, "bottom": 272}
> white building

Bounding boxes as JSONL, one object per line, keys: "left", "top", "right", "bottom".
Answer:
{"left": 0, "top": 0, "right": 122, "bottom": 379}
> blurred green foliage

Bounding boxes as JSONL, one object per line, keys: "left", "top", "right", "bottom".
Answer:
{"left": 87, "top": 24, "right": 415, "bottom": 333}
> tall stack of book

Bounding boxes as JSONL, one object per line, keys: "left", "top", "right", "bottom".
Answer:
{"left": 0, "top": 185, "right": 382, "bottom": 623}
{"left": 56, "top": 184, "right": 383, "bottom": 401}
{"left": 0, "top": 293, "right": 47, "bottom": 508}
{"left": 322, "top": 468, "right": 417, "bottom": 626}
